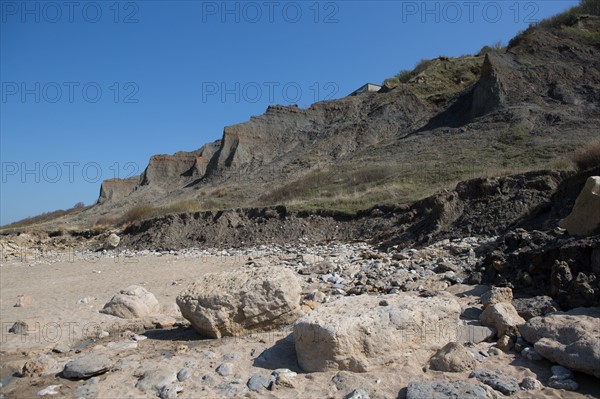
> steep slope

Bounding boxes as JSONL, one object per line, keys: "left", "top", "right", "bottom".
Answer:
{"left": 21, "top": 6, "right": 600, "bottom": 229}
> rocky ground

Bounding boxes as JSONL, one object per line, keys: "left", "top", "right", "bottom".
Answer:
{"left": 1, "top": 231, "right": 599, "bottom": 398}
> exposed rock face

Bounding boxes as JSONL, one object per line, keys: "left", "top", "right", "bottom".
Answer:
{"left": 519, "top": 307, "right": 600, "bottom": 378}
{"left": 176, "top": 267, "right": 302, "bottom": 338}
{"left": 293, "top": 293, "right": 461, "bottom": 372}
{"left": 469, "top": 54, "right": 507, "bottom": 118}
{"left": 140, "top": 153, "right": 199, "bottom": 187}
{"left": 559, "top": 176, "right": 600, "bottom": 236}
{"left": 100, "top": 285, "right": 160, "bottom": 319}
{"left": 97, "top": 178, "right": 138, "bottom": 204}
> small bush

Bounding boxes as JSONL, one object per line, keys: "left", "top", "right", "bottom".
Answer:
{"left": 163, "top": 200, "right": 199, "bottom": 214}
{"left": 120, "top": 204, "right": 158, "bottom": 224}
{"left": 571, "top": 139, "right": 600, "bottom": 171}
{"left": 94, "top": 215, "right": 120, "bottom": 227}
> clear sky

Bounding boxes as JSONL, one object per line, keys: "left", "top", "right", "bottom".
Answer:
{"left": 0, "top": 0, "right": 577, "bottom": 225}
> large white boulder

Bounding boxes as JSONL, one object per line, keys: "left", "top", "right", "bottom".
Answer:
{"left": 559, "top": 176, "right": 600, "bottom": 236}
{"left": 100, "top": 285, "right": 160, "bottom": 319}
{"left": 176, "top": 267, "right": 302, "bottom": 338}
{"left": 293, "top": 293, "right": 461, "bottom": 372}
{"left": 519, "top": 307, "right": 600, "bottom": 378}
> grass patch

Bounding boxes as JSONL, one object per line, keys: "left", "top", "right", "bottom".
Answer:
{"left": 117, "top": 197, "right": 228, "bottom": 226}
{"left": 571, "top": 139, "right": 600, "bottom": 171}
{"left": 509, "top": 0, "right": 600, "bottom": 48}
{"left": 1, "top": 204, "right": 90, "bottom": 230}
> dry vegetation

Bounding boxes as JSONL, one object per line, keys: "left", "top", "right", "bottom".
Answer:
{"left": 0, "top": 203, "right": 89, "bottom": 231}
{"left": 571, "top": 139, "right": 600, "bottom": 171}
{"left": 509, "top": 0, "right": 600, "bottom": 47}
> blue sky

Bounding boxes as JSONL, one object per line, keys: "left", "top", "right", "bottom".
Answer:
{"left": 0, "top": 0, "right": 577, "bottom": 225}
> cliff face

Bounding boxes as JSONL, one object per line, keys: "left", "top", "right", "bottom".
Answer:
{"left": 97, "top": 178, "right": 138, "bottom": 204}
{"left": 90, "top": 14, "right": 600, "bottom": 217}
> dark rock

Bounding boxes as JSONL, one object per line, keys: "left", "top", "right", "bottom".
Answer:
{"left": 512, "top": 296, "right": 560, "bottom": 320}
{"left": 406, "top": 380, "right": 488, "bottom": 399}
{"left": 469, "top": 369, "right": 520, "bottom": 395}
{"left": 62, "top": 354, "right": 112, "bottom": 379}
{"left": 247, "top": 375, "right": 271, "bottom": 392}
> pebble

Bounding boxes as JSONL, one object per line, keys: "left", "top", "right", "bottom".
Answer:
{"left": 344, "top": 388, "right": 370, "bottom": 399}
{"left": 247, "top": 375, "right": 271, "bottom": 392}
{"left": 177, "top": 367, "right": 192, "bottom": 382}
{"left": 8, "top": 320, "right": 29, "bottom": 335}
{"left": 520, "top": 376, "right": 541, "bottom": 390}
{"left": 62, "top": 354, "right": 112, "bottom": 379}
{"left": 52, "top": 344, "right": 71, "bottom": 354}
{"left": 36, "top": 385, "right": 61, "bottom": 396}
{"left": 521, "top": 347, "right": 543, "bottom": 361}
{"left": 469, "top": 369, "right": 520, "bottom": 396}
{"left": 216, "top": 362, "right": 234, "bottom": 377}
{"left": 549, "top": 365, "right": 578, "bottom": 391}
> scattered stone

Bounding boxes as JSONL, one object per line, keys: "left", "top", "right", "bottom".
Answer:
{"left": 519, "top": 308, "right": 600, "bottom": 377}
{"left": 52, "top": 343, "right": 71, "bottom": 354}
{"left": 73, "top": 377, "right": 99, "bottom": 398}
{"left": 469, "top": 369, "right": 520, "bottom": 396}
{"left": 480, "top": 302, "right": 525, "bottom": 337}
{"left": 106, "top": 341, "right": 138, "bottom": 351}
{"left": 14, "top": 294, "right": 35, "bottom": 308}
{"left": 216, "top": 362, "right": 234, "bottom": 377}
{"left": 294, "top": 293, "right": 461, "bottom": 372}
{"left": 551, "top": 365, "right": 573, "bottom": 380}
{"left": 100, "top": 285, "right": 160, "bottom": 319}
{"left": 548, "top": 364, "right": 579, "bottom": 390}
{"left": 521, "top": 347, "right": 543, "bottom": 361}
{"left": 62, "top": 354, "right": 112, "bottom": 379}
{"left": 344, "top": 388, "right": 370, "bottom": 399}
{"left": 514, "top": 336, "right": 526, "bottom": 353}
{"left": 406, "top": 381, "right": 488, "bottom": 399}
{"left": 520, "top": 376, "right": 541, "bottom": 391}
{"left": 559, "top": 176, "right": 600, "bottom": 236}
{"left": 274, "top": 373, "right": 296, "bottom": 389}
{"left": 158, "top": 383, "right": 183, "bottom": 399}
{"left": 456, "top": 325, "right": 495, "bottom": 344}
{"left": 177, "top": 267, "right": 302, "bottom": 338}
{"left": 272, "top": 368, "right": 297, "bottom": 379}
{"left": 36, "top": 385, "right": 61, "bottom": 396}
{"left": 488, "top": 347, "right": 502, "bottom": 356}
{"left": 429, "top": 342, "right": 476, "bottom": 372}
{"left": 151, "top": 314, "right": 177, "bottom": 329}
{"left": 548, "top": 377, "right": 578, "bottom": 391}
{"left": 21, "top": 355, "right": 62, "bottom": 377}
{"left": 216, "top": 378, "right": 246, "bottom": 397}
{"left": 247, "top": 375, "right": 271, "bottom": 392}
{"left": 136, "top": 368, "right": 178, "bottom": 391}
{"left": 132, "top": 333, "right": 147, "bottom": 341}
{"left": 9, "top": 320, "right": 29, "bottom": 335}
{"left": 512, "top": 296, "right": 560, "bottom": 320}
{"left": 495, "top": 335, "right": 514, "bottom": 351}
{"left": 104, "top": 233, "right": 121, "bottom": 249}
{"left": 177, "top": 367, "right": 192, "bottom": 382}
{"left": 481, "top": 287, "right": 513, "bottom": 308}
